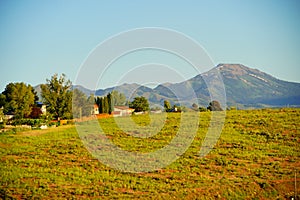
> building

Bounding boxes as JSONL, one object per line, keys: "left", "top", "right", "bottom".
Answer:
{"left": 36, "top": 102, "right": 47, "bottom": 115}
{"left": 112, "top": 106, "right": 134, "bottom": 117}
{"left": 92, "top": 104, "right": 99, "bottom": 115}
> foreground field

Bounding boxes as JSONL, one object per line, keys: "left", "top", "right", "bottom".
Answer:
{"left": 0, "top": 109, "right": 299, "bottom": 199}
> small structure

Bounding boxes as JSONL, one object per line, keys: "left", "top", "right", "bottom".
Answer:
{"left": 4, "top": 111, "right": 14, "bottom": 121}
{"left": 150, "top": 110, "right": 162, "bottom": 114}
{"left": 113, "top": 106, "right": 134, "bottom": 117}
{"left": 92, "top": 104, "right": 99, "bottom": 115}
{"left": 40, "top": 124, "right": 48, "bottom": 129}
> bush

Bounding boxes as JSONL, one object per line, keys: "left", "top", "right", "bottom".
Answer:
{"left": 199, "top": 107, "right": 207, "bottom": 112}
{"left": 207, "top": 100, "right": 223, "bottom": 111}
{"left": 11, "top": 118, "right": 46, "bottom": 127}
{"left": 67, "top": 120, "right": 74, "bottom": 125}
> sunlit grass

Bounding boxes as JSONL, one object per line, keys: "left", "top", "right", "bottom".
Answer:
{"left": 0, "top": 108, "right": 299, "bottom": 199}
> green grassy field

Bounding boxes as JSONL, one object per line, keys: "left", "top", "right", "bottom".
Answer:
{"left": 0, "top": 109, "right": 299, "bottom": 199}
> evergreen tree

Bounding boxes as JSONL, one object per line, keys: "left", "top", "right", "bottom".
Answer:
{"left": 103, "top": 96, "right": 109, "bottom": 113}
{"left": 107, "top": 92, "right": 113, "bottom": 114}
{"left": 97, "top": 97, "right": 103, "bottom": 114}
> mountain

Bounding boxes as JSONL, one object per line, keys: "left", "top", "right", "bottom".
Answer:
{"left": 104, "top": 64, "right": 300, "bottom": 108}
{"left": 35, "top": 64, "right": 300, "bottom": 108}
{"left": 215, "top": 64, "right": 300, "bottom": 107}
{"left": 72, "top": 85, "right": 95, "bottom": 96}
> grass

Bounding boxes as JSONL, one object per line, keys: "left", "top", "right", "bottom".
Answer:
{"left": 0, "top": 108, "right": 299, "bottom": 199}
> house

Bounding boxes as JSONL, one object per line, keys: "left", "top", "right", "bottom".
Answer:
{"left": 92, "top": 104, "right": 99, "bottom": 115}
{"left": 36, "top": 102, "right": 47, "bottom": 115}
{"left": 4, "top": 110, "right": 14, "bottom": 121}
{"left": 113, "top": 106, "right": 134, "bottom": 117}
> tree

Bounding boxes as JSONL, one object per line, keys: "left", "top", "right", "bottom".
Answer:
{"left": 103, "top": 96, "right": 109, "bottom": 114}
{"left": 0, "top": 94, "right": 6, "bottom": 108}
{"left": 2, "top": 82, "right": 35, "bottom": 119}
{"left": 111, "top": 90, "right": 126, "bottom": 106}
{"left": 30, "top": 106, "right": 43, "bottom": 119}
{"left": 164, "top": 100, "right": 171, "bottom": 112}
{"left": 207, "top": 100, "right": 223, "bottom": 111}
{"left": 73, "top": 89, "right": 93, "bottom": 118}
{"left": 107, "top": 92, "right": 113, "bottom": 114}
{"left": 199, "top": 107, "right": 207, "bottom": 112}
{"left": 129, "top": 96, "right": 149, "bottom": 112}
{"left": 95, "top": 92, "right": 115, "bottom": 114}
{"left": 41, "top": 74, "right": 72, "bottom": 120}
{"left": 96, "top": 96, "right": 103, "bottom": 113}
{"left": 31, "top": 87, "right": 39, "bottom": 102}
{"left": 192, "top": 103, "right": 199, "bottom": 111}
{"left": 0, "top": 106, "right": 5, "bottom": 125}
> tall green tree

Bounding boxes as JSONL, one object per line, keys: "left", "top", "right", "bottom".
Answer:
{"left": 107, "top": 92, "right": 113, "bottom": 114}
{"left": 31, "top": 87, "right": 39, "bottom": 102}
{"left": 95, "top": 92, "right": 117, "bottom": 114}
{"left": 129, "top": 96, "right": 149, "bottom": 112}
{"left": 73, "top": 89, "right": 94, "bottom": 118}
{"left": 2, "top": 82, "right": 35, "bottom": 119}
{"left": 96, "top": 97, "right": 103, "bottom": 114}
{"left": 103, "top": 96, "right": 109, "bottom": 114}
{"left": 41, "top": 74, "right": 72, "bottom": 120}
{"left": 100, "top": 97, "right": 104, "bottom": 113}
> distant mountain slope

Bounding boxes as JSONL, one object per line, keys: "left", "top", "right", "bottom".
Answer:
{"left": 215, "top": 64, "right": 300, "bottom": 107}
{"left": 34, "top": 64, "right": 300, "bottom": 108}
{"left": 72, "top": 85, "right": 95, "bottom": 96}
{"left": 117, "top": 64, "right": 300, "bottom": 108}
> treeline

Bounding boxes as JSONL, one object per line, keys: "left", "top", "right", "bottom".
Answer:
{"left": 94, "top": 91, "right": 127, "bottom": 114}
{"left": 0, "top": 74, "right": 75, "bottom": 125}
{"left": 0, "top": 73, "right": 224, "bottom": 127}
{"left": 0, "top": 73, "right": 148, "bottom": 125}
{"left": 164, "top": 100, "right": 223, "bottom": 112}
{"left": 72, "top": 89, "right": 127, "bottom": 118}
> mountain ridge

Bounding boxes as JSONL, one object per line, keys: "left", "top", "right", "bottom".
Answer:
{"left": 35, "top": 64, "right": 300, "bottom": 108}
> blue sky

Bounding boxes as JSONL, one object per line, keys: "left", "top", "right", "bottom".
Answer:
{"left": 0, "top": 0, "right": 300, "bottom": 91}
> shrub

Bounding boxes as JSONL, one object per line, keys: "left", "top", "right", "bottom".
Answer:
{"left": 207, "top": 100, "right": 223, "bottom": 111}
{"left": 199, "top": 107, "right": 207, "bottom": 112}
